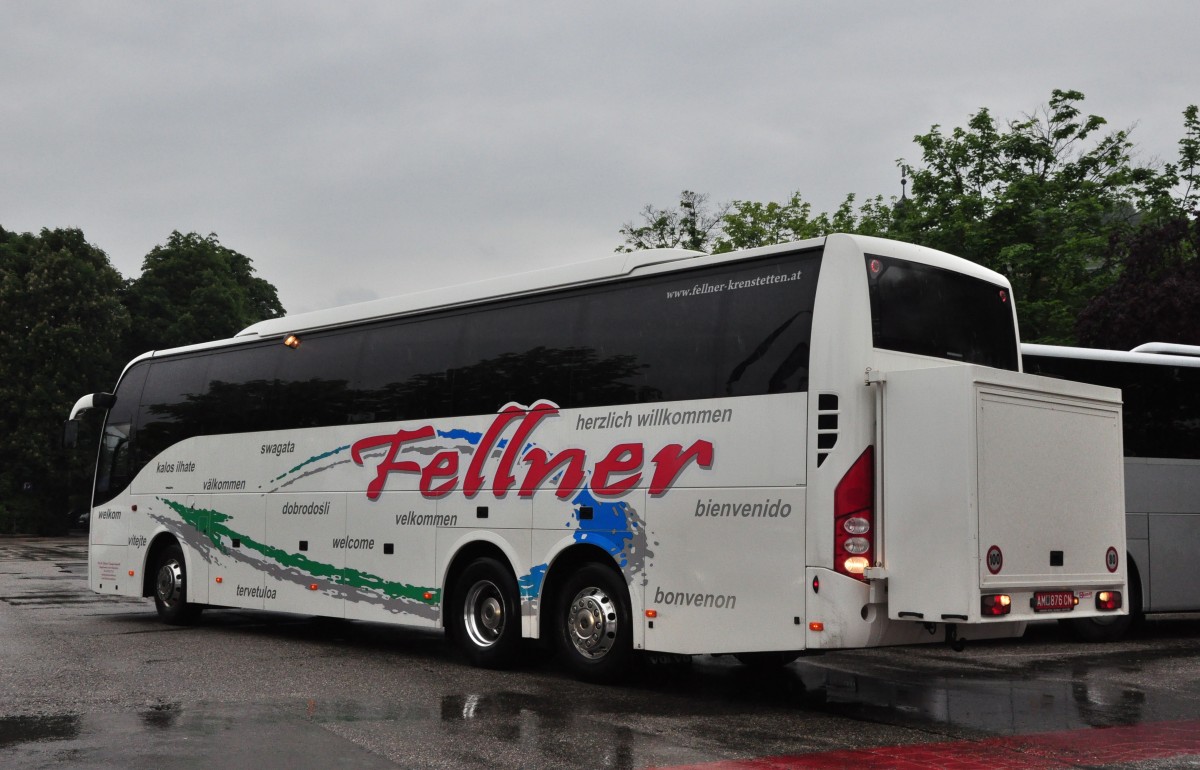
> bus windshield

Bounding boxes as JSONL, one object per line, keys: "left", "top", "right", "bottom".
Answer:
{"left": 866, "top": 254, "right": 1018, "bottom": 371}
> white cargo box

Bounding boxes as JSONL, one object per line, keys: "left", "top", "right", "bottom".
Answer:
{"left": 877, "top": 365, "right": 1126, "bottom": 624}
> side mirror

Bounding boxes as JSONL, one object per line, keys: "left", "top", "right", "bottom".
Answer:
{"left": 65, "top": 391, "right": 115, "bottom": 449}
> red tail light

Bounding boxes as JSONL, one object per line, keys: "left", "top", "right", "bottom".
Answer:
{"left": 835, "top": 447, "right": 874, "bottom": 581}
{"left": 1096, "top": 591, "right": 1122, "bottom": 611}
{"left": 981, "top": 594, "right": 1011, "bottom": 616}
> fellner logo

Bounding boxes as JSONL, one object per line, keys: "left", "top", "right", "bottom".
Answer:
{"left": 352, "top": 400, "right": 713, "bottom": 501}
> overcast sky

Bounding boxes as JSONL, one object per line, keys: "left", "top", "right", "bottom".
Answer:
{"left": 2, "top": 2, "right": 1197, "bottom": 315}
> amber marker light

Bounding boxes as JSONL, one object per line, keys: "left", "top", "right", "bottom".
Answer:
{"left": 128, "top": 570, "right": 135, "bottom": 577}
{"left": 423, "top": 591, "right": 435, "bottom": 601}
{"left": 283, "top": 334, "right": 301, "bottom": 349}
{"left": 215, "top": 577, "right": 223, "bottom": 584}
{"left": 645, "top": 610, "right": 658, "bottom": 619}
{"left": 809, "top": 621, "right": 824, "bottom": 632}
{"left": 308, "top": 584, "right": 319, "bottom": 591}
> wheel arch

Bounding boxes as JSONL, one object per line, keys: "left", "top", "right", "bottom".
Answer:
{"left": 441, "top": 538, "right": 519, "bottom": 633}
{"left": 1124, "top": 546, "right": 1147, "bottom": 615}
{"left": 1125, "top": 551, "right": 1144, "bottom": 616}
{"left": 537, "top": 543, "right": 626, "bottom": 644}
{"left": 141, "top": 531, "right": 183, "bottom": 598}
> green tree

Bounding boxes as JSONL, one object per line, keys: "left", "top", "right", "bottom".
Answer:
{"left": 714, "top": 192, "right": 895, "bottom": 253}
{"left": 123, "top": 231, "right": 285, "bottom": 357}
{"left": 0, "top": 227, "right": 130, "bottom": 533}
{"left": 1076, "top": 106, "right": 1200, "bottom": 348}
{"left": 894, "top": 89, "right": 1166, "bottom": 343}
{"left": 1076, "top": 214, "right": 1200, "bottom": 348}
{"left": 619, "top": 91, "right": 1198, "bottom": 347}
{"left": 617, "top": 190, "right": 897, "bottom": 255}
{"left": 616, "top": 191, "right": 729, "bottom": 253}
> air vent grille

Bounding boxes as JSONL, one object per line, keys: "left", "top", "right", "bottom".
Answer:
{"left": 816, "top": 393, "right": 839, "bottom": 467}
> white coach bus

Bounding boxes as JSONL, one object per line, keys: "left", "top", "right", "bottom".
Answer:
{"left": 68, "top": 234, "right": 1127, "bottom": 681}
{"left": 1023, "top": 342, "right": 1200, "bottom": 640}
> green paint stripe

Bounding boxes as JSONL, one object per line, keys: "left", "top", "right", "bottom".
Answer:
{"left": 273, "top": 444, "right": 353, "bottom": 482}
{"left": 159, "top": 497, "right": 439, "bottom": 604}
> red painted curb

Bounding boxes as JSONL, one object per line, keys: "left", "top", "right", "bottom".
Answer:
{"left": 652, "top": 718, "right": 1200, "bottom": 769}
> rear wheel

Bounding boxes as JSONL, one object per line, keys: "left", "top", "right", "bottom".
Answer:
{"left": 556, "top": 563, "right": 632, "bottom": 683}
{"left": 451, "top": 557, "right": 522, "bottom": 669}
{"left": 153, "top": 543, "right": 201, "bottom": 625}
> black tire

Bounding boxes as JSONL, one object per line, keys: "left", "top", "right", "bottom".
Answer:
{"left": 556, "top": 563, "right": 633, "bottom": 683}
{"left": 153, "top": 543, "right": 201, "bottom": 625}
{"left": 733, "top": 651, "right": 801, "bottom": 668}
{"left": 1063, "top": 565, "right": 1142, "bottom": 642}
{"left": 451, "top": 557, "right": 522, "bottom": 669}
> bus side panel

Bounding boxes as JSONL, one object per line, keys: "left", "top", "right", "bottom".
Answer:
{"left": 89, "top": 543, "right": 131, "bottom": 594}
{"left": 341, "top": 492, "right": 435, "bottom": 626}
{"left": 264, "top": 493, "right": 346, "bottom": 618}
{"left": 90, "top": 494, "right": 137, "bottom": 596}
{"left": 1147, "top": 514, "right": 1200, "bottom": 611}
{"left": 90, "top": 500, "right": 130, "bottom": 546}
{"left": 201, "top": 494, "right": 267, "bottom": 610}
{"left": 1126, "top": 458, "right": 1200, "bottom": 612}
{"left": 641, "top": 488, "right": 806, "bottom": 655}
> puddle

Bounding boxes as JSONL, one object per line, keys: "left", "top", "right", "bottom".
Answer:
{"left": 0, "top": 715, "right": 81, "bottom": 748}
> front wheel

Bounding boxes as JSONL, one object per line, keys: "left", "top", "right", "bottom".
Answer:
{"left": 556, "top": 563, "right": 632, "bottom": 683}
{"left": 153, "top": 543, "right": 201, "bottom": 625}
{"left": 451, "top": 557, "right": 522, "bottom": 669}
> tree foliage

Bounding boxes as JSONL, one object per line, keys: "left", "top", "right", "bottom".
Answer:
{"left": 123, "top": 231, "right": 285, "bottom": 357}
{"left": 619, "top": 91, "right": 1200, "bottom": 347}
{"left": 1075, "top": 106, "right": 1200, "bottom": 348}
{"left": 0, "top": 228, "right": 130, "bottom": 532}
{"left": 895, "top": 89, "right": 1167, "bottom": 342}
{"left": 1076, "top": 215, "right": 1200, "bottom": 348}
{"left": 0, "top": 226, "right": 286, "bottom": 533}
{"left": 616, "top": 191, "right": 729, "bottom": 252}
{"left": 617, "top": 190, "right": 894, "bottom": 255}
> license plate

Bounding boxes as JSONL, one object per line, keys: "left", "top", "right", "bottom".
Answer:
{"left": 1033, "top": 591, "right": 1076, "bottom": 612}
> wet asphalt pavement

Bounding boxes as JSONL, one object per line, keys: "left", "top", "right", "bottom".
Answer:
{"left": 3, "top": 536, "right": 1200, "bottom": 769}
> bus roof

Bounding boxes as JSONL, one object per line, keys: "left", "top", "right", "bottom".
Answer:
{"left": 1023, "top": 343, "right": 1200, "bottom": 369}
{"left": 236, "top": 233, "right": 1010, "bottom": 342}
{"left": 234, "top": 244, "right": 716, "bottom": 341}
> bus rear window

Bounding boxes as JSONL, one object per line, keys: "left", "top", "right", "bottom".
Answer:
{"left": 866, "top": 254, "right": 1018, "bottom": 371}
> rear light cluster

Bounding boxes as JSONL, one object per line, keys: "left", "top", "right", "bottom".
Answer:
{"left": 1096, "top": 591, "right": 1122, "bottom": 611}
{"left": 834, "top": 447, "right": 874, "bottom": 581}
{"left": 981, "top": 594, "right": 1011, "bottom": 616}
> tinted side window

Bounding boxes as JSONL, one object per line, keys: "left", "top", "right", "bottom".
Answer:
{"left": 455, "top": 298, "right": 582, "bottom": 414}
{"left": 111, "top": 250, "right": 823, "bottom": 465}
{"left": 93, "top": 363, "right": 149, "bottom": 506}
{"left": 137, "top": 356, "right": 210, "bottom": 465}
{"left": 355, "top": 315, "right": 458, "bottom": 422}
{"left": 205, "top": 343, "right": 284, "bottom": 433}
{"left": 274, "top": 331, "right": 361, "bottom": 428}
{"left": 1023, "top": 355, "right": 1200, "bottom": 460}
{"left": 578, "top": 251, "right": 821, "bottom": 404}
